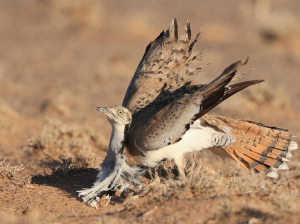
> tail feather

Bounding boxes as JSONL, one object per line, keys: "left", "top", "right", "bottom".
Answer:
{"left": 234, "top": 150, "right": 269, "bottom": 172}
{"left": 289, "top": 141, "right": 298, "bottom": 150}
{"left": 236, "top": 148, "right": 282, "bottom": 168}
{"left": 203, "top": 115, "right": 298, "bottom": 178}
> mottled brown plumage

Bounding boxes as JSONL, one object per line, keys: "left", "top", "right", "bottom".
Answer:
{"left": 128, "top": 58, "right": 263, "bottom": 152}
{"left": 123, "top": 19, "right": 204, "bottom": 127}
{"left": 78, "top": 18, "right": 298, "bottom": 208}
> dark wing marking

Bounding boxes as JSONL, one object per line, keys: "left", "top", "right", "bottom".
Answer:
{"left": 195, "top": 79, "right": 264, "bottom": 119}
{"left": 133, "top": 58, "right": 263, "bottom": 151}
{"left": 122, "top": 18, "right": 204, "bottom": 117}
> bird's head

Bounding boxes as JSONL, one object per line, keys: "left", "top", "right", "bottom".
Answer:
{"left": 96, "top": 105, "right": 132, "bottom": 126}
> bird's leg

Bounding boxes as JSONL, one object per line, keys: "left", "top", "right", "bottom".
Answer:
{"left": 174, "top": 156, "right": 186, "bottom": 178}
{"left": 121, "top": 171, "right": 161, "bottom": 207}
{"left": 103, "top": 194, "right": 111, "bottom": 207}
{"left": 142, "top": 171, "right": 161, "bottom": 194}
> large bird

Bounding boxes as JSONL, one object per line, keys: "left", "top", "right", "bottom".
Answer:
{"left": 78, "top": 19, "right": 298, "bottom": 208}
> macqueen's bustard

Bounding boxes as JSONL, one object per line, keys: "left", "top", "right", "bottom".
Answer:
{"left": 78, "top": 19, "right": 298, "bottom": 208}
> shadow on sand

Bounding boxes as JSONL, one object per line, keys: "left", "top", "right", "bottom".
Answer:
{"left": 31, "top": 158, "right": 99, "bottom": 201}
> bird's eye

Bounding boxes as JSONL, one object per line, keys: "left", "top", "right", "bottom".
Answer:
{"left": 117, "top": 109, "right": 124, "bottom": 115}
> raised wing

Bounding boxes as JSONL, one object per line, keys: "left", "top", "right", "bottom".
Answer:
{"left": 122, "top": 18, "right": 204, "bottom": 117}
{"left": 131, "top": 58, "right": 263, "bottom": 151}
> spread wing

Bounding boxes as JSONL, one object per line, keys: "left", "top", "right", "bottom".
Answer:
{"left": 122, "top": 18, "right": 204, "bottom": 117}
{"left": 130, "top": 58, "right": 264, "bottom": 151}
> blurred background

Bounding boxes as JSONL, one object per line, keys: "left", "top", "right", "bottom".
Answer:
{"left": 0, "top": 0, "right": 299, "bottom": 174}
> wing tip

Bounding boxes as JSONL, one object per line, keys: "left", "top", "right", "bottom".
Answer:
{"left": 168, "top": 18, "right": 178, "bottom": 41}
{"left": 242, "top": 56, "right": 250, "bottom": 65}
{"left": 222, "top": 56, "right": 250, "bottom": 76}
{"left": 185, "top": 20, "right": 191, "bottom": 40}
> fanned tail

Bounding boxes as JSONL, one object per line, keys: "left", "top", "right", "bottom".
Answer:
{"left": 203, "top": 115, "right": 298, "bottom": 178}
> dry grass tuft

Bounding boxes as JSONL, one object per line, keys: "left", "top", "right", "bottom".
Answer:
{"left": 0, "top": 159, "right": 24, "bottom": 180}
{"left": 23, "top": 118, "right": 107, "bottom": 157}
{"left": 141, "top": 160, "right": 300, "bottom": 220}
{"left": 48, "top": 156, "right": 89, "bottom": 177}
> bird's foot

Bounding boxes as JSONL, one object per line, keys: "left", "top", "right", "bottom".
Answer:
{"left": 140, "top": 172, "right": 161, "bottom": 196}
{"left": 177, "top": 166, "right": 186, "bottom": 179}
{"left": 103, "top": 194, "right": 111, "bottom": 207}
{"left": 121, "top": 172, "right": 161, "bottom": 206}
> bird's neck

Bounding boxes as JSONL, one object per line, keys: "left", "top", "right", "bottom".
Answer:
{"left": 107, "top": 123, "right": 130, "bottom": 157}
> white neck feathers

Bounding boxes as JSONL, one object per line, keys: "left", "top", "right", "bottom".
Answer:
{"left": 108, "top": 123, "right": 126, "bottom": 156}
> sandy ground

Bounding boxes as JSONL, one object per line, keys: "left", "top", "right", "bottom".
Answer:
{"left": 0, "top": 0, "right": 300, "bottom": 223}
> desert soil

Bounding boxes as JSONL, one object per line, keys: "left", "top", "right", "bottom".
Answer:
{"left": 0, "top": 0, "right": 300, "bottom": 223}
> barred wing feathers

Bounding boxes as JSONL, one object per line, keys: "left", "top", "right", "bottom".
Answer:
{"left": 122, "top": 18, "right": 203, "bottom": 116}
{"left": 132, "top": 59, "right": 263, "bottom": 151}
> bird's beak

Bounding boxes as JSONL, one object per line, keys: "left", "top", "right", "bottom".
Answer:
{"left": 96, "top": 107, "right": 114, "bottom": 116}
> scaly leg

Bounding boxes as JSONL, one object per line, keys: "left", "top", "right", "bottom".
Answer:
{"left": 174, "top": 156, "right": 186, "bottom": 178}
